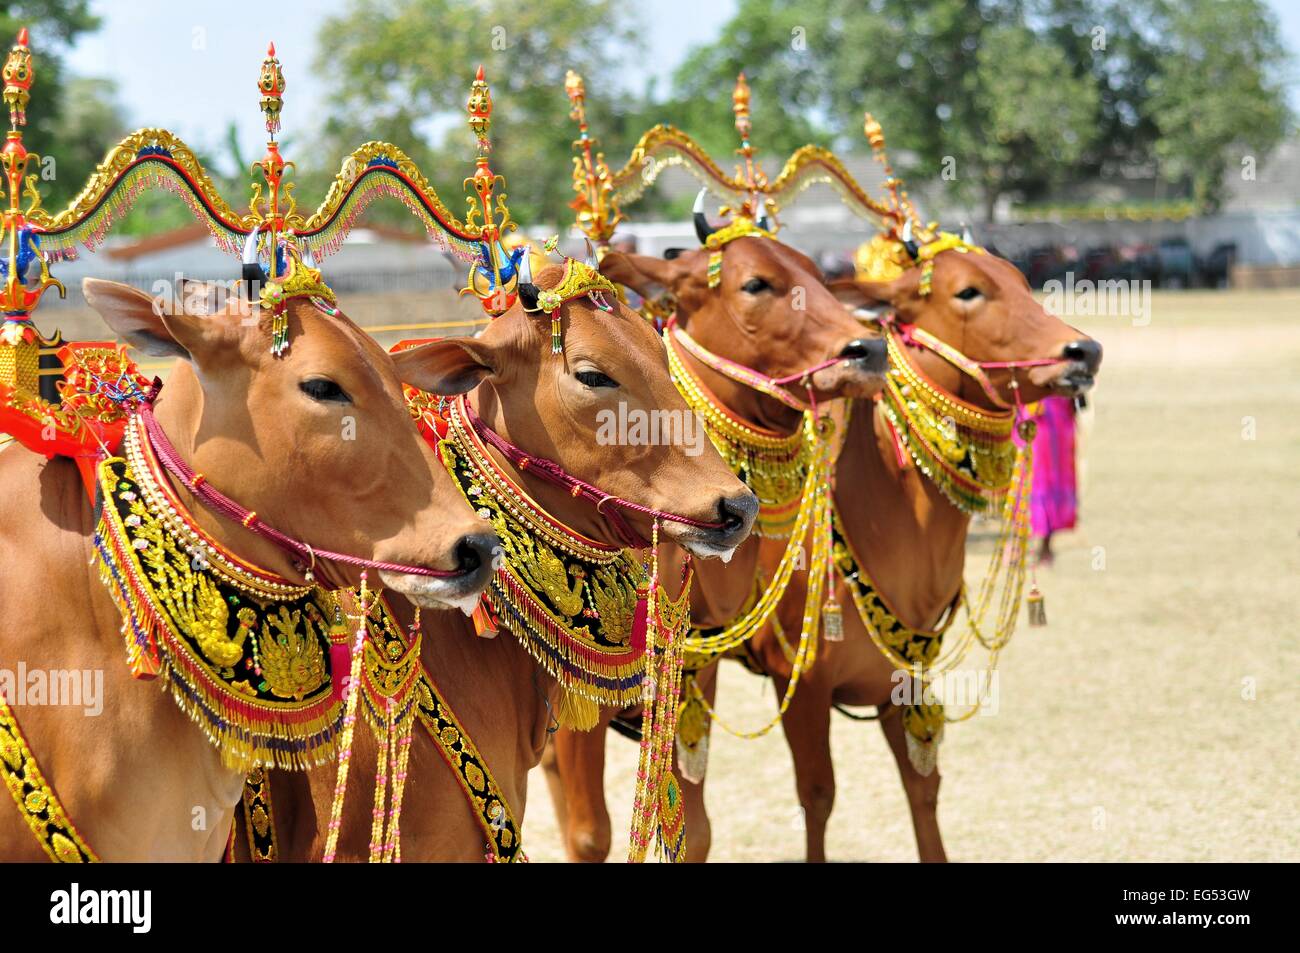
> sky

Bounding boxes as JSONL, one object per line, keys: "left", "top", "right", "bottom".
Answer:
{"left": 53, "top": 0, "right": 1300, "bottom": 170}
{"left": 60, "top": 0, "right": 738, "bottom": 169}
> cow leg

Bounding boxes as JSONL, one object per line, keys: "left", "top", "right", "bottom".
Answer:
{"left": 878, "top": 705, "right": 947, "bottom": 862}
{"left": 777, "top": 676, "right": 835, "bottom": 862}
{"left": 678, "top": 662, "right": 719, "bottom": 862}
{"left": 547, "top": 719, "right": 615, "bottom": 863}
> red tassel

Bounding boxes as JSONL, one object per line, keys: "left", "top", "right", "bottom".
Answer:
{"left": 629, "top": 587, "right": 649, "bottom": 654}
{"left": 329, "top": 643, "right": 352, "bottom": 701}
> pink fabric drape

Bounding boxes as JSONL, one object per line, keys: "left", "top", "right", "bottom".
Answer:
{"left": 1029, "top": 396, "right": 1078, "bottom": 537}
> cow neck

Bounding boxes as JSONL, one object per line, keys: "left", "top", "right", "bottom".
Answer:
{"left": 437, "top": 392, "right": 655, "bottom": 723}
{"left": 146, "top": 369, "right": 324, "bottom": 587}
{"left": 665, "top": 332, "right": 812, "bottom": 540}
{"left": 94, "top": 412, "right": 345, "bottom": 771}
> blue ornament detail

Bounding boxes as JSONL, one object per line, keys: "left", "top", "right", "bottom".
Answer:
{"left": 473, "top": 241, "right": 525, "bottom": 291}
{"left": 0, "top": 227, "right": 41, "bottom": 282}
{"left": 136, "top": 145, "right": 174, "bottom": 159}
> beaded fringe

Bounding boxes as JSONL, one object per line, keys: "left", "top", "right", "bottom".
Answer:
{"left": 93, "top": 519, "right": 342, "bottom": 774}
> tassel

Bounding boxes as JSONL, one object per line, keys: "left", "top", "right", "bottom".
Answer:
{"left": 656, "top": 772, "right": 687, "bottom": 863}
{"left": 629, "top": 587, "right": 649, "bottom": 653}
{"left": 328, "top": 604, "right": 351, "bottom": 701}
{"left": 822, "top": 598, "right": 844, "bottom": 642}
{"left": 271, "top": 309, "right": 289, "bottom": 356}
{"left": 1026, "top": 585, "right": 1046, "bottom": 627}
{"left": 675, "top": 732, "right": 709, "bottom": 785}
{"left": 556, "top": 688, "right": 599, "bottom": 731}
{"left": 551, "top": 314, "right": 562, "bottom": 354}
{"left": 470, "top": 597, "right": 499, "bottom": 639}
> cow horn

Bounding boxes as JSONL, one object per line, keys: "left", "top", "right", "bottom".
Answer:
{"left": 900, "top": 219, "right": 919, "bottom": 260}
{"left": 583, "top": 238, "right": 598, "bottom": 269}
{"left": 961, "top": 223, "right": 973, "bottom": 245}
{"left": 517, "top": 245, "right": 533, "bottom": 285}
{"left": 301, "top": 244, "right": 319, "bottom": 269}
{"left": 693, "top": 189, "right": 719, "bottom": 245}
{"left": 241, "top": 226, "right": 267, "bottom": 288}
{"left": 242, "top": 226, "right": 261, "bottom": 267}
{"left": 756, "top": 200, "right": 772, "bottom": 232}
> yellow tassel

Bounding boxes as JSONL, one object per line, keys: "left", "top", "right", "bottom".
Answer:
{"left": 557, "top": 688, "right": 599, "bottom": 731}
{"left": 822, "top": 598, "right": 843, "bottom": 641}
{"left": 1026, "top": 585, "right": 1046, "bottom": 627}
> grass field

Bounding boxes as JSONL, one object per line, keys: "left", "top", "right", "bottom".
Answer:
{"left": 29, "top": 287, "right": 1300, "bottom": 862}
{"left": 520, "top": 289, "right": 1300, "bottom": 862}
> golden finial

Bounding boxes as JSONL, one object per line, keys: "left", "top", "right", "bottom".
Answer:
{"left": 732, "top": 71, "right": 752, "bottom": 150}
{"left": 460, "top": 66, "right": 517, "bottom": 316}
{"left": 726, "top": 72, "right": 768, "bottom": 223}
{"left": 566, "top": 69, "right": 622, "bottom": 256}
{"left": 0, "top": 27, "right": 63, "bottom": 384}
{"left": 257, "top": 42, "right": 286, "bottom": 137}
{"left": 863, "top": 111, "right": 917, "bottom": 232}
{"left": 2, "top": 27, "right": 33, "bottom": 129}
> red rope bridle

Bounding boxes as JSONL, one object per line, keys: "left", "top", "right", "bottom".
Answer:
{"left": 458, "top": 397, "right": 726, "bottom": 550}
{"left": 139, "top": 404, "right": 463, "bottom": 580}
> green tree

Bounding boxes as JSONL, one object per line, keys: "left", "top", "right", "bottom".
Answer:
{"left": 1145, "top": 0, "right": 1292, "bottom": 211}
{"left": 310, "top": 0, "right": 642, "bottom": 228}
{"left": 1, "top": 1, "right": 104, "bottom": 209}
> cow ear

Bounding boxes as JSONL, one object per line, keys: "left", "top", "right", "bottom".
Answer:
{"left": 82, "top": 278, "right": 211, "bottom": 359}
{"left": 600, "top": 251, "right": 696, "bottom": 300}
{"left": 391, "top": 337, "right": 498, "bottom": 396}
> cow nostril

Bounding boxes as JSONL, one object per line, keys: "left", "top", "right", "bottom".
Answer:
{"left": 716, "top": 493, "right": 759, "bottom": 535}
{"left": 839, "top": 339, "right": 871, "bottom": 360}
{"left": 454, "top": 533, "right": 497, "bottom": 574}
{"left": 1062, "top": 338, "right": 1102, "bottom": 372}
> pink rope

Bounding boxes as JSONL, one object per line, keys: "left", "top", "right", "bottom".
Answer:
{"left": 667, "top": 318, "right": 842, "bottom": 412}
{"left": 460, "top": 398, "right": 725, "bottom": 550}
{"left": 139, "top": 406, "right": 461, "bottom": 578}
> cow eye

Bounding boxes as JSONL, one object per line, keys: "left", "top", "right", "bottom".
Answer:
{"left": 299, "top": 378, "right": 351, "bottom": 403}
{"left": 955, "top": 286, "right": 982, "bottom": 301}
{"left": 575, "top": 369, "right": 619, "bottom": 389}
{"left": 740, "top": 277, "right": 771, "bottom": 294}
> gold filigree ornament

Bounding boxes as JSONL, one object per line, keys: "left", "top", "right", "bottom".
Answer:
{"left": 94, "top": 416, "right": 344, "bottom": 772}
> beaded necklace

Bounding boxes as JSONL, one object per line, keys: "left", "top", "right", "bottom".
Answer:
{"left": 439, "top": 396, "right": 651, "bottom": 727}
{"left": 663, "top": 345, "right": 842, "bottom": 775}
{"left": 666, "top": 334, "right": 810, "bottom": 537}
{"left": 854, "top": 325, "right": 1039, "bottom": 772}
{"left": 94, "top": 416, "right": 344, "bottom": 772}
{"left": 879, "top": 329, "right": 1018, "bottom": 515}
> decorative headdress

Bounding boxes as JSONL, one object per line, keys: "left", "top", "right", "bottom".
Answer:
{"left": 565, "top": 70, "right": 622, "bottom": 260}
{"left": 688, "top": 73, "right": 780, "bottom": 287}
{"left": 1, "top": 28, "right": 64, "bottom": 357}
{"left": 854, "top": 113, "right": 984, "bottom": 295}
{"left": 518, "top": 251, "right": 617, "bottom": 353}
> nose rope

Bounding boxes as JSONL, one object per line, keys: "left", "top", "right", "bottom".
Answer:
{"left": 667, "top": 317, "right": 846, "bottom": 412}
{"left": 138, "top": 405, "right": 463, "bottom": 579}
{"left": 458, "top": 397, "right": 727, "bottom": 550}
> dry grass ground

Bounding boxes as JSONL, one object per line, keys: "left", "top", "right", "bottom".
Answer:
{"left": 29, "top": 287, "right": 1299, "bottom": 862}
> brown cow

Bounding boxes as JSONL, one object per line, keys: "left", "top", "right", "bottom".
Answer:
{"left": 0, "top": 280, "right": 494, "bottom": 861}
{"left": 254, "top": 260, "right": 758, "bottom": 861}
{"left": 747, "top": 247, "right": 1101, "bottom": 862}
{"left": 546, "top": 240, "right": 1102, "bottom": 863}
{"left": 542, "top": 221, "right": 890, "bottom": 862}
